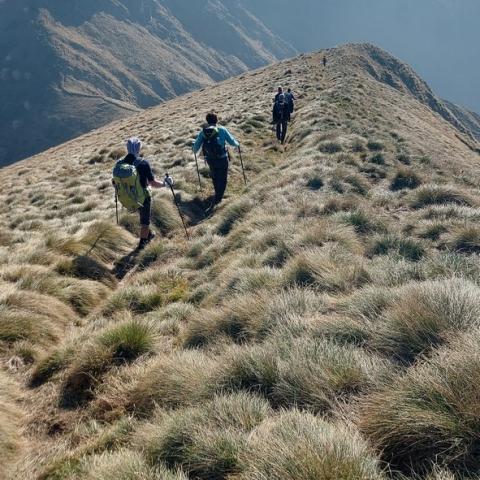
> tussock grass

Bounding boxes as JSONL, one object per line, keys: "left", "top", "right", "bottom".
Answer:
{"left": 216, "top": 336, "right": 389, "bottom": 413}
{"left": 60, "top": 320, "right": 156, "bottom": 407}
{"left": 341, "top": 209, "right": 384, "bottom": 234}
{"left": 272, "top": 337, "right": 391, "bottom": 413}
{"left": 95, "top": 351, "right": 217, "bottom": 417}
{"left": 390, "top": 167, "right": 423, "bottom": 191}
{"left": 418, "top": 222, "right": 448, "bottom": 240}
{"left": 373, "top": 279, "right": 480, "bottom": 362}
{"left": 339, "top": 286, "right": 397, "bottom": 323}
{"left": 322, "top": 195, "right": 359, "bottom": 214}
{"left": 1, "top": 264, "right": 110, "bottom": 315}
{"left": 81, "top": 450, "right": 188, "bottom": 480}
{"left": 217, "top": 199, "right": 253, "bottom": 236}
{"left": 30, "top": 347, "right": 75, "bottom": 387}
{"left": 284, "top": 245, "right": 370, "bottom": 292}
{"left": 138, "top": 393, "right": 270, "bottom": 479}
{"left": 151, "top": 197, "right": 182, "bottom": 235}
{"left": 103, "top": 272, "right": 188, "bottom": 316}
{"left": 359, "top": 329, "right": 480, "bottom": 473}
{"left": 46, "top": 221, "right": 133, "bottom": 264}
{"left": 319, "top": 141, "right": 343, "bottom": 153}
{"left": 367, "top": 139, "right": 384, "bottom": 151}
{"left": 445, "top": 225, "right": 480, "bottom": 254}
{"left": 369, "top": 234, "right": 425, "bottom": 262}
{"left": 56, "top": 255, "right": 116, "bottom": 287}
{"left": 240, "top": 410, "right": 385, "bottom": 480}
{"left": 0, "top": 371, "right": 22, "bottom": 475}
{"left": 299, "top": 220, "right": 364, "bottom": 254}
{"left": 411, "top": 185, "right": 475, "bottom": 209}
{"left": 183, "top": 289, "right": 325, "bottom": 348}
{"left": 0, "top": 288, "right": 76, "bottom": 348}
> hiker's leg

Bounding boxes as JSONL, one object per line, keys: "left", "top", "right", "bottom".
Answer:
{"left": 281, "top": 121, "right": 288, "bottom": 143}
{"left": 207, "top": 160, "right": 219, "bottom": 200}
{"left": 139, "top": 197, "right": 151, "bottom": 239}
{"left": 214, "top": 157, "right": 229, "bottom": 203}
{"left": 276, "top": 122, "right": 281, "bottom": 141}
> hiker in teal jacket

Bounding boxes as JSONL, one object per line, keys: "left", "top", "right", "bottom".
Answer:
{"left": 193, "top": 112, "right": 239, "bottom": 210}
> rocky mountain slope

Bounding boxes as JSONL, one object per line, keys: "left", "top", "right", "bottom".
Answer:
{"left": 1, "top": 44, "right": 480, "bottom": 479}
{"left": 0, "top": 0, "right": 295, "bottom": 166}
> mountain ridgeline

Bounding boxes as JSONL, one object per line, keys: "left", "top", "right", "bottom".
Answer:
{"left": 0, "top": 0, "right": 295, "bottom": 166}
{"left": 2, "top": 44, "right": 480, "bottom": 479}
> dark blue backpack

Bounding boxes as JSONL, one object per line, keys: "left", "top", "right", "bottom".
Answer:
{"left": 202, "top": 126, "right": 226, "bottom": 159}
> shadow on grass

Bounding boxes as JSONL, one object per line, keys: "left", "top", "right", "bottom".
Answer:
{"left": 112, "top": 248, "right": 141, "bottom": 280}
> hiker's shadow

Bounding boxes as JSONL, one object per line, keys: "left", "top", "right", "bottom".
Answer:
{"left": 176, "top": 193, "right": 212, "bottom": 227}
{"left": 112, "top": 248, "right": 141, "bottom": 280}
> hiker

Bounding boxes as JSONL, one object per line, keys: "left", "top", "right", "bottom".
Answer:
{"left": 112, "top": 137, "right": 173, "bottom": 250}
{"left": 323, "top": 56, "right": 327, "bottom": 67}
{"left": 285, "top": 88, "right": 295, "bottom": 114}
{"left": 272, "top": 93, "right": 290, "bottom": 144}
{"left": 193, "top": 112, "right": 240, "bottom": 212}
{"left": 274, "top": 86, "right": 283, "bottom": 103}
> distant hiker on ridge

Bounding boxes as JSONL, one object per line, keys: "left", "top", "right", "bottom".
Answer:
{"left": 193, "top": 112, "right": 240, "bottom": 213}
{"left": 272, "top": 93, "right": 290, "bottom": 144}
{"left": 323, "top": 56, "right": 327, "bottom": 67}
{"left": 112, "top": 137, "right": 173, "bottom": 250}
{"left": 274, "top": 86, "right": 283, "bottom": 103}
{"left": 285, "top": 88, "right": 295, "bottom": 114}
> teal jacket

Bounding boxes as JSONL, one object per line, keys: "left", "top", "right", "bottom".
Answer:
{"left": 193, "top": 125, "right": 239, "bottom": 157}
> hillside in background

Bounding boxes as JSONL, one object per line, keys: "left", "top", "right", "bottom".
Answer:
{"left": 0, "top": 0, "right": 295, "bottom": 166}
{"left": 2, "top": 44, "right": 480, "bottom": 479}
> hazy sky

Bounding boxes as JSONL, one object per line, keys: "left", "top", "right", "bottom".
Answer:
{"left": 243, "top": 0, "right": 479, "bottom": 113}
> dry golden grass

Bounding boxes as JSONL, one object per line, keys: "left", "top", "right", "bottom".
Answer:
{"left": 2, "top": 44, "right": 480, "bottom": 479}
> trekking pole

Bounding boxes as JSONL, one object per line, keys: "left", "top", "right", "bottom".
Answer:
{"left": 115, "top": 190, "right": 119, "bottom": 225}
{"left": 193, "top": 146, "right": 202, "bottom": 190}
{"left": 238, "top": 146, "right": 247, "bottom": 186}
{"left": 165, "top": 174, "right": 189, "bottom": 240}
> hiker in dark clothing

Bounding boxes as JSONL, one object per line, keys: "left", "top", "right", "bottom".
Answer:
{"left": 272, "top": 93, "right": 290, "bottom": 144}
{"left": 193, "top": 112, "right": 239, "bottom": 212}
{"left": 274, "top": 86, "right": 283, "bottom": 103}
{"left": 113, "top": 137, "right": 173, "bottom": 249}
{"left": 285, "top": 88, "right": 295, "bottom": 113}
{"left": 323, "top": 56, "right": 327, "bottom": 67}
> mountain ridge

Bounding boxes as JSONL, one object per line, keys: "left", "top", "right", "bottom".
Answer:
{"left": 2, "top": 43, "right": 480, "bottom": 479}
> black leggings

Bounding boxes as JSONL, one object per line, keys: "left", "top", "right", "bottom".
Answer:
{"left": 276, "top": 121, "right": 288, "bottom": 142}
{"left": 207, "top": 156, "right": 229, "bottom": 204}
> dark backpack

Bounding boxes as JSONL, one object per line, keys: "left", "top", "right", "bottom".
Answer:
{"left": 273, "top": 99, "right": 289, "bottom": 122}
{"left": 202, "top": 126, "right": 226, "bottom": 159}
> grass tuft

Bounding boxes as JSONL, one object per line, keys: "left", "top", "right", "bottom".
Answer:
{"left": 359, "top": 329, "right": 480, "bottom": 473}
{"left": 411, "top": 185, "right": 475, "bottom": 209}
{"left": 241, "top": 410, "right": 385, "bottom": 479}
{"left": 390, "top": 168, "right": 422, "bottom": 191}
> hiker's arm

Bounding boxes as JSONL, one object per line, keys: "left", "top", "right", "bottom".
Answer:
{"left": 224, "top": 128, "right": 239, "bottom": 148}
{"left": 148, "top": 179, "right": 166, "bottom": 188}
{"left": 193, "top": 131, "right": 204, "bottom": 154}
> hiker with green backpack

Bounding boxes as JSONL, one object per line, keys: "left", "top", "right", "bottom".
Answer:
{"left": 113, "top": 137, "right": 173, "bottom": 250}
{"left": 193, "top": 112, "right": 240, "bottom": 213}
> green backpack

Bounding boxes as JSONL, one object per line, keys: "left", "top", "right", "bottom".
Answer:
{"left": 112, "top": 159, "right": 148, "bottom": 211}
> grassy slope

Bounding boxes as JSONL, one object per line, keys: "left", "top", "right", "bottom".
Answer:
{"left": 1, "top": 44, "right": 480, "bottom": 479}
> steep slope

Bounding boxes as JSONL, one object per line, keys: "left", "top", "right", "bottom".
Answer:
{"left": 0, "top": 0, "right": 295, "bottom": 166}
{"left": 443, "top": 100, "right": 480, "bottom": 140}
{"left": 2, "top": 44, "right": 480, "bottom": 479}
{"left": 330, "top": 43, "right": 480, "bottom": 142}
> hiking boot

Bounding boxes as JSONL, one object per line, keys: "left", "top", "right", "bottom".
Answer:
{"left": 147, "top": 230, "right": 156, "bottom": 242}
{"left": 204, "top": 200, "right": 216, "bottom": 216}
